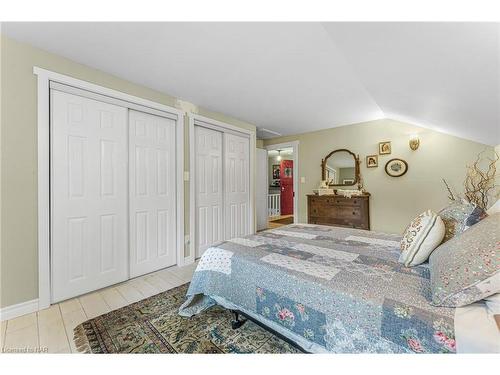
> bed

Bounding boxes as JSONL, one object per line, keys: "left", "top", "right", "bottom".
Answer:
{"left": 179, "top": 224, "right": 497, "bottom": 353}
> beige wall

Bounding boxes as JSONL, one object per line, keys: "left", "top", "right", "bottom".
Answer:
{"left": 263, "top": 119, "right": 494, "bottom": 233}
{"left": 495, "top": 145, "right": 500, "bottom": 198}
{"left": 0, "top": 35, "right": 256, "bottom": 308}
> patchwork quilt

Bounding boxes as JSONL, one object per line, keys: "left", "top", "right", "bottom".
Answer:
{"left": 179, "top": 224, "right": 456, "bottom": 353}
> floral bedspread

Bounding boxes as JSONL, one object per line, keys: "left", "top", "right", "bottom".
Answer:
{"left": 179, "top": 224, "right": 456, "bottom": 353}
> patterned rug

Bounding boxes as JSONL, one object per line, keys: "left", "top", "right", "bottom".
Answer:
{"left": 74, "top": 283, "right": 300, "bottom": 353}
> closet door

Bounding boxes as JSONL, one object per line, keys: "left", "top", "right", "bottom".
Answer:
{"left": 195, "top": 126, "right": 223, "bottom": 258}
{"left": 224, "top": 133, "right": 250, "bottom": 239}
{"left": 51, "top": 90, "right": 128, "bottom": 302}
{"left": 129, "top": 110, "right": 177, "bottom": 277}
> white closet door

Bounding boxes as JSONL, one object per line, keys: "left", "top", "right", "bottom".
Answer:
{"left": 51, "top": 90, "right": 128, "bottom": 302}
{"left": 224, "top": 133, "right": 250, "bottom": 239}
{"left": 195, "top": 126, "right": 223, "bottom": 258}
{"left": 129, "top": 110, "right": 177, "bottom": 277}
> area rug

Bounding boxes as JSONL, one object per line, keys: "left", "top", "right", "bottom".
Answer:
{"left": 270, "top": 216, "right": 294, "bottom": 225}
{"left": 74, "top": 283, "right": 300, "bottom": 354}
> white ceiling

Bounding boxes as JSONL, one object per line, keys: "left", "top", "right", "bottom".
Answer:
{"left": 2, "top": 22, "right": 498, "bottom": 145}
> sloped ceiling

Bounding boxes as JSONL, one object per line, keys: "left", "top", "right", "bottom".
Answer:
{"left": 2, "top": 22, "right": 498, "bottom": 145}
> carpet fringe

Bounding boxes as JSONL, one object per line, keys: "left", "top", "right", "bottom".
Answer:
{"left": 73, "top": 324, "right": 92, "bottom": 353}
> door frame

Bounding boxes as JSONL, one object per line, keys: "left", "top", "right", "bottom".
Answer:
{"left": 265, "top": 141, "right": 300, "bottom": 223}
{"left": 188, "top": 114, "right": 256, "bottom": 263}
{"left": 34, "top": 67, "right": 185, "bottom": 309}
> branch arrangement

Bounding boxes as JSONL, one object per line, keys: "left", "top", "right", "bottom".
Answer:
{"left": 443, "top": 149, "right": 498, "bottom": 210}
{"left": 463, "top": 150, "right": 499, "bottom": 209}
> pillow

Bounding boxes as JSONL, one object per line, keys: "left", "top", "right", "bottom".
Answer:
{"left": 487, "top": 199, "right": 500, "bottom": 215}
{"left": 399, "top": 210, "right": 445, "bottom": 267}
{"left": 438, "top": 200, "right": 487, "bottom": 243}
{"left": 484, "top": 293, "right": 500, "bottom": 316}
{"left": 429, "top": 213, "right": 500, "bottom": 307}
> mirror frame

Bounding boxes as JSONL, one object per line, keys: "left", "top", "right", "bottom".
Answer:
{"left": 321, "top": 148, "right": 361, "bottom": 187}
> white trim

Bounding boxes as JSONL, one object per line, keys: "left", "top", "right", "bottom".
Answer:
{"left": 175, "top": 114, "right": 186, "bottom": 267}
{"left": 188, "top": 114, "right": 256, "bottom": 263}
{"left": 265, "top": 141, "right": 300, "bottom": 223}
{"left": 34, "top": 67, "right": 185, "bottom": 309}
{"left": 188, "top": 115, "right": 196, "bottom": 266}
{"left": 37, "top": 72, "right": 51, "bottom": 310}
{"left": 49, "top": 81, "right": 179, "bottom": 120}
{"left": 34, "top": 67, "right": 184, "bottom": 118}
{"left": 190, "top": 114, "right": 254, "bottom": 136}
{"left": 0, "top": 299, "right": 39, "bottom": 322}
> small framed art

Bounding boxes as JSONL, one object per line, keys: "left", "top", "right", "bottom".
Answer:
{"left": 378, "top": 141, "right": 391, "bottom": 155}
{"left": 366, "top": 155, "right": 378, "bottom": 168}
{"left": 272, "top": 164, "right": 280, "bottom": 179}
{"left": 385, "top": 158, "right": 408, "bottom": 177}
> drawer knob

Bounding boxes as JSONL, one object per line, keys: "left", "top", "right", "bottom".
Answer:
{"left": 352, "top": 211, "right": 356, "bottom": 215}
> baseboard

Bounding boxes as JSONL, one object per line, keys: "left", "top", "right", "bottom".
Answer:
{"left": 0, "top": 299, "right": 39, "bottom": 321}
{"left": 183, "top": 255, "right": 195, "bottom": 266}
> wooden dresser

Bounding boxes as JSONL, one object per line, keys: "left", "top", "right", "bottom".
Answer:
{"left": 307, "top": 194, "right": 370, "bottom": 230}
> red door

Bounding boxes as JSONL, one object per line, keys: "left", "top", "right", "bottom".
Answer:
{"left": 280, "top": 160, "right": 294, "bottom": 215}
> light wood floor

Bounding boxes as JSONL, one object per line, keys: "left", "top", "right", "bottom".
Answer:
{"left": 0, "top": 262, "right": 198, "bottom": 354}
{"left": 267, "top": 214, "right": 294, "bottom": 229}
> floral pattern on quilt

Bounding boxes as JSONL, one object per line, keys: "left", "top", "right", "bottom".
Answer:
{"left": 180, "top": 224, "right": 456, "bottom": 353}
{"left": 255, "top": 287, "right": 327, "bottom": 346}
{"left": 381, "top": 299, "right": 455, "bottom": 353}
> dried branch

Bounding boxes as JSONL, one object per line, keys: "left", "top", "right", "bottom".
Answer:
{"left": 442, "top": 179, "right": 457, "bottom": 201}
{"left": 463, "top": 149, "right": 499, "bottom": 209}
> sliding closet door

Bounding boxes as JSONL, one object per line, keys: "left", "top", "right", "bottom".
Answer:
{"left": 51, "top": 90, "right": 128, "bottom": 302}
{"left": 224, "top": 133, "right": 251, "bottom": 239}
{"left": 195, "top": 126, "right": 223, "bottom": 258}
{"left": 129, "top": 110, "right": 177, "bottom": 278}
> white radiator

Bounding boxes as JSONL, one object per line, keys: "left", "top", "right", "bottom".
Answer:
{"left": 268, "top": 194, "right": 281, "bottom": 217}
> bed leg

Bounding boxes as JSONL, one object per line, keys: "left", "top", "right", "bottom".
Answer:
{"left": 231, "top": 310, "right": 247, "bottom": 329}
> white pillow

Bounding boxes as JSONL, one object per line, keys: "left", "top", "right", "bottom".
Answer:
{"left": 399, "top": 210, "right": 445, "bottom": 267}
{"left": 486, "top": 199, "right": 500, "bottom": 215}
{"left": 484, "top": 293, "right": 500, "bottom": 315}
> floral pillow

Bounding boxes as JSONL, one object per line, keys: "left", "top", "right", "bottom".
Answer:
{"left": 399, "top": 210, "right": 445, "bottom": 267}
{"left": 429, "top": 213, "right": 500, "bottom": 307}
{"left": 437, "top": 200, "right": 487, "bottom": 243}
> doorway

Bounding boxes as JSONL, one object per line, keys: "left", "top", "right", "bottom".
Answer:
{"left": 261, "top": 141, "right": 299, "bottom": 230}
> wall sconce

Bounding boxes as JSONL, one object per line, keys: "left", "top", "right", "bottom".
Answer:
{"left": 276, "top": 149, "right": 282, "bottom": 161}
{"left": 409, "top": 134, "right": 420, "bottom": 150}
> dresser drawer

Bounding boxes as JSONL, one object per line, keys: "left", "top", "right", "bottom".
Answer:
{"left": 308, "top": 196, "right": 362, "bottom": 206}
{"left": 307, "top": 194, "right": 370, "bottom": 230}
{"left": 330, "top": 197, "right": 362, "bottom": 206}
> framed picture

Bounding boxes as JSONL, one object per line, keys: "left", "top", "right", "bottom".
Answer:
{"left": 366, "top": 155, "right": 378, "bottom": 168}
{"left": 385, "top": 158, "right": 408, "bottom": 177}
{"left": 378, "top": 141, "right": 391, "bottom": 155}
{"left": 272, "top": 164, "right": 280, "bottom": 179}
